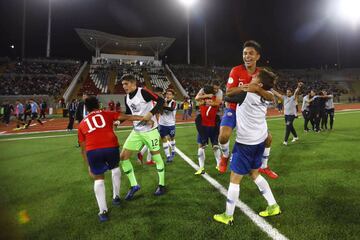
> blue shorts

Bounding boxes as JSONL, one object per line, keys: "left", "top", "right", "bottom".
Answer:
{"left": 220, "top": 108, "right": 236, "bottom": 129}
{"left": 230, "top": 141, "right": 265, "bottom": 175}
{"left": 86, "top": 147, "right": 120, "bottom": 175}
{"left": 197, "top": 126, "right": 219, "bottom": 146}
{"left": 159, "top": 125, "right": 176, "bottom": 138}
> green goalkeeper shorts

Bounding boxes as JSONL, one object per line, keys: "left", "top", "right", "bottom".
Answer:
{"left": 123, "top": 128, "right": 161, "bottom": 152}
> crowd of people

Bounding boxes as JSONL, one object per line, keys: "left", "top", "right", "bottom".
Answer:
{"left": 0, "top": 60, "right": 80, "bottom": 96}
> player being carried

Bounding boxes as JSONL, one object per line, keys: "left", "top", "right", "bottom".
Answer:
{"left": 218, "top": 40, "right": 278, "bottom": 179}
{"left": 78, "top": 96, "right": 143, "bottom": 222}
{"left": 214, "top": 69, "right": 281, "bottom": 225}
{"left": 194, "top": 83, "right": 222, "bottom": 175}
{"left": 120, "top": 74, "right": 166, "bottom": 199}
{"left": 158, "top": 88, "right": 177, "bottom": 163}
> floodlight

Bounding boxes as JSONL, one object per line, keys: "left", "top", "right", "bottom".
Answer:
{"left": 337, "top": 0, "right": 360, "bottom": 25}
{"left": 179, "top": 0, "right": 196, "bottom": 8}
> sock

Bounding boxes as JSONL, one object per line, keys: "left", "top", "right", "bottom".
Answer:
{"left": 94, "top": 179, "right": 108, "bottom": 213}
{"left": 261, "top": 147, "right": 271, "bottom": 169}
{"left": 220, "top": 141, "right": 230, "bottom": 158}
{"left": 198, "top": 148, "right": 205, "bottom": 168}
{"left": 170, "top": 140, "right": 176, "bottom": 153}
{"left": 146, "top": 149, "right": 152, "bottom": 162}
{"left": 120, "top": 160, "right": 138, "bottom": 187}
{"left": 140, "top": 145, "right": 148, "bottom": 155}
{"left": 225, "top": 182, "right": 240, "bottom": 216}
{"left": 213, "top": 146, "right": 221, "bottom": 167}
{"left": 152, "top": 153, "right": 165, "bottom": 186}
{"left": 111, "top": 167, "right": 121, "bottom": 199}
{"left": 254, "top": 175, "right": 277, "bottom": 206}
{"left": 163, "top": 142, "right": 171, "bottom": 157}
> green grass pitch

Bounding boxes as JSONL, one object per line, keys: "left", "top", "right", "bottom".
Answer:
{"left": 0, "top": 111, "right": 359, "bottom": 240}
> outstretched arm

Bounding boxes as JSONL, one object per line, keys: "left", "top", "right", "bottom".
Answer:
{"left": 271, "top": 88, "right": 283, "bottom": 99}
{"left": 241, "top": 84, "right": 274, "bottom": 101}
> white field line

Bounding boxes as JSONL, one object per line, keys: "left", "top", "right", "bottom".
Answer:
{"left": 175, "top": 147, "right": 288, "bottom": 240}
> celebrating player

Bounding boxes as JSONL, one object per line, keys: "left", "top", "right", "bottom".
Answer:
{"left": 77, "top": 96, "right": 142, "bottom": 222}
{"left": 159, "top": 88, "right": 177, "bottom": 163}
{"left": 213, "top": 69, "right": 281, "bottom": 225}
{"left": 194, "top": 84, "right": 222, "bottom": 175}
{"left": 218, "top": 41, "right": 278, "bottom": 179}
{"left": 120, "top": 74, "right": 166, "bottom": 199}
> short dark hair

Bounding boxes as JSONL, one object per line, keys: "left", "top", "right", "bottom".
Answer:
{"left": 166, "top": 88, "right": 175, "bottom": 95}
{"left": 203, "top": 85, "right": 215, "bottom": 94}
{"left": 212, "top": 80, "right": 220, "bottom": 86}
{"left": 243, "top": 40, "right": 261, "bottom": 54}
{"left": 85, "top": 96, "right": 99, "bottom": 112}
{"left": 121, "top": 74, "right": 136, "bottom": 83}
{"left": 258, "top": 68, "right": 277, "bottom": 90}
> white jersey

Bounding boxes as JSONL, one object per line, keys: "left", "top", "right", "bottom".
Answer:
{"left": 236, "top": 92, "right": 271, "bottom": 145}
{"left": 159, "top": 99, "right": 177, "bottom": 126}
{"left": 301, "top": 95, "right": 310, "bottom": 112}
{"left": 325, "top": 95, "right": 334, "bottom": 109}
{"left": 126, "top": 87, "right": 158, "bottom": 132}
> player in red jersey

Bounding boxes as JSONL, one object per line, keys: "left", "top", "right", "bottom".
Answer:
{"left": 194, "top": 85, "right": 222, "bottom": 175}
{"left": 219, "top": 40, "right": 278, "bottom": 179}
{"left": 78, "top": 96, "right": 142, "bottom": 222}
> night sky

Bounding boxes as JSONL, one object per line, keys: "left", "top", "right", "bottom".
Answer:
{"left": 1, "top": 0, "right": 359, "bottom": 68}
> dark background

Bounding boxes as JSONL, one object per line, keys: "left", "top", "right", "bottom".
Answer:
{"left": 0, "top": 0, "right": 359, "bottom": 68}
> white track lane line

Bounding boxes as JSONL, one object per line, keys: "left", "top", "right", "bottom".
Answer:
{"left": 175, "top": 147, "right": 289, "bottom": 240}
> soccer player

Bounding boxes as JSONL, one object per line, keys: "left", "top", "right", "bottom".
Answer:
{"left": 218, "top": 41, "right": 277, "bottom": 179}
{"left": 213, "top": 69, "right": 281, "bottom": 225}
{"left": 323, "top": 90, "right": 335, "bottom": 130}
{"left": 15, "top": 100, "right": 25, "bottom": 129}
{"left": 271, "top": 82, "right": 303, "bottom": 145}
{"left": 159, "top": 88, "right": 177, "bottom": 163}
{"left": 120, "top": 74, "right": 166, "bottom": 199}
{"left": 78, "top": 96, "right": 142, "bottom": 222}
{"left": 24, "top": 99, "right": 43, "bottom": 128}
{"left": 301, "top": 92, "right": 311, "bottom": 132}
{"left": 194, "top": 85, "right": 222, "bottom": 175}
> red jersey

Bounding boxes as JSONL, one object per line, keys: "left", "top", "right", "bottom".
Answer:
{"left": 200, "top": 97, "right": 219, "bottom": 127}
{"left": 226, "top": 65, "right": 259, "bottom": 110}
{"left": 78, "top": 110, "right": 120, "bottom": 151}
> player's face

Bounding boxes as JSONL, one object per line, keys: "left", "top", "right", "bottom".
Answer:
{"left": 310, "top": 90, "right": 315, "bottom": 97}
{"left": 213, "top": 85, "right": 220, "bottom": 94}
{"left": 122, "top": 80, "right": 137, "bottom": 94}
{"left": 243, "top": 47, "right": 260, "bottom": 69}
{"left": 286, "top": 90, "right": 292, "bottom": 97}
{"left": 166, "top": 91, "right": 174, "bottom": 100}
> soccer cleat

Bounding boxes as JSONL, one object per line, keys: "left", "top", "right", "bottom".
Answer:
{"left": 137, "top": 152, "right": 144, "bottom": 164}
{"left": 112, "top": 196, "right": 121, "bottom": 206}
{"left": 291, "top": 137, "right": 299, "bottom": 142}
{"left": 213, "top": 212, "right": 234, "bottom": 225}
{"left": 125, "top": 185, "right": 141, "bottom": 200}
{"left": 145, "top": 160, "right": 155, "bottom": 165}
{"left": 194, "top": 168, "right": 205, "bottom": 175}
{"left": 154, "top": 185, "right": 166, "bottom": 196}
{"left": 98, "top": 210, "right": 109, "bottom": 222}
{"left": 282, "top": 141, "right": 288, "bottom": 146}
{"left": 259, "top": 204, "right": 281, "bottom": 217}
{"left": 219, "top": 155, "right": 229, "bottom": 174}
{"left": 166, "top": 156, "right": 173, "bottom": 163}
{"left": 259, "top": 167, "right": 279, "bottom": 179}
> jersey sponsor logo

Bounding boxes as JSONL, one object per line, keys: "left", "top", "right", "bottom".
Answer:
{"left": 227, "top": 77, "right": 234, "bottom": 84}
{"left": 130, "top": 103, "right": 140, "bottom": 113}
{"left": 227, "top": 111, "right": 233, "bottom": 116}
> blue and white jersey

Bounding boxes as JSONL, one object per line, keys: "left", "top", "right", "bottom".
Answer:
{"left": 235, "top": 92, "right": 271, "bottom": 145}
{"left": 159, "top": 99, "right": 177, "bottom": 126}
{"left": 30, "top": 102, "right": 39, "bottom": 113}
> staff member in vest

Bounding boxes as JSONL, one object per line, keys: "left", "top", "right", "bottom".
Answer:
{"left": 67, "top": 99, "right": 78, "bottom": 131}
{"left": 271, "top": 82, "right": 303, "bottom": 145}
{"left": 120, "top": 74, "right": 166, "bottom": 199}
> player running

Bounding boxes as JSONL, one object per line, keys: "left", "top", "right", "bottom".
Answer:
{"left": 194, "top": 85, "right": 222, "bottom": 175}
{"left": 218, "top": 41, "right": 278, "bottom": 179}
{"left": 77, "top": 96, "right": 142, "bottom": 222}
{"left": 159, "top": 88, "right": 177, "bottom": 163}
{"left": 213, "top": 69, "right": 281, "bottom": 225}
{"left": 120, "top": 74, "right": 166, "bottom": 199}
{"left": 24, "top": 99, "right": 43, "bottom": 129}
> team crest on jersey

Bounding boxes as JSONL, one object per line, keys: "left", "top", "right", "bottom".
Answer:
{"left": 227, "top": 111, "right": 233, "bottom": 116}
{"left": 228, "top": 77, "right": 234, "bottom": 84}
{"left": 130, "top": 103, "right": 139, "bottom": 112}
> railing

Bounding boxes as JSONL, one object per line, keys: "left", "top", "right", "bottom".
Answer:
{"left": 165, "top": 64, "right": 188, "bottom": 97}
{"left": 63, "top": 61, "right": 87, "bottom": 103}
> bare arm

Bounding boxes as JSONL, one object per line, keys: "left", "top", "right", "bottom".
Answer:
{"left": 118, "top": 114, "right": 143, "bottom": 123}
{"left": 242, "top": 84, "right": 274, "bottom": 101}
{"left": 195, "top": 92, "right": 213, "bottom": 101}
{"left": 271, "top": 88, "right": 283, "bottom": 99}
{"left": 226, "top": 86, "right": 245, "bottom": 97}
